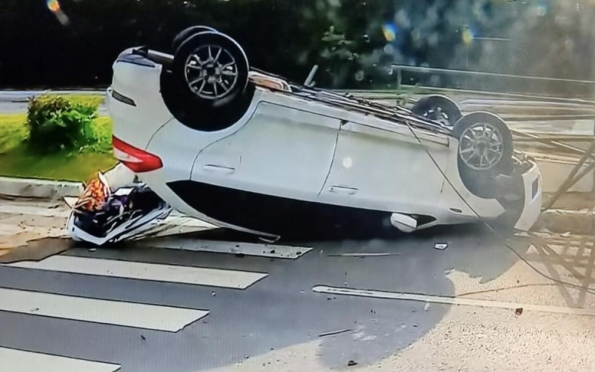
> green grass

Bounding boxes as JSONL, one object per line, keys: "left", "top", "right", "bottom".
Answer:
{"left": 0, "top": 113, "right": 117, "bottom": 182}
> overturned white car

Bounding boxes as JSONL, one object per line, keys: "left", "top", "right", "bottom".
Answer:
{"left": 94, "top": 25, "right": 541, "bottom": 239}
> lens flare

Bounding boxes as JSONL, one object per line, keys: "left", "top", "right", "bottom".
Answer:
{"left": 462, "top": 28, "right": 474, "bottom": 45}
{"left": 47, "top": 0, "right": 61, "bottom": 12}
{"left": 382, "top": 23, "right": 398, "bottom": 42}
{"left": 46, "top": 0, "right": 70, "bottom": 25}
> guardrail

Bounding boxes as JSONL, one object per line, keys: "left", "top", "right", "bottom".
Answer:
{"left": 391, "top": 64, "right": 595, "bottom": 100}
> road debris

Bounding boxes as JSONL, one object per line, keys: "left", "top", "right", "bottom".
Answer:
{"left": 328, "top": 252, "right": 399, "bottom": 257}
{"left": 211, "top": 291, "right": 216, "bottom": 297}
{"left": 515, "top": 308, "right": 524, "bottom": 316}
{"left": 434, "top": 242, "right": 448, "bottom": 250}
{"left": 319, "top": 328, "right": 352, "bottom": 338}
{"left": 140, "top": 335, "right": 146, "bottom": 341}
{"left": 424, "top": 303, "right": 430, "bottom": 311}
{"left": 88, "top": 248, "right": 97, "bottom": 252}
{"left": 258, "top": 236, "right": 279, "bottom": 244}
{"left": 348, "top": 360, "right": 358, "bottom": 367}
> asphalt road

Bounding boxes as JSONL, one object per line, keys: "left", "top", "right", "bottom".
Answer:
{"left": 1, "top": 199, "right": 595, "bottom": 372}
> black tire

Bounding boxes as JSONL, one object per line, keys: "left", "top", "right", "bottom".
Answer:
{"left": 453, "top": 112, "right": 514, "bottom": 198}
{"left": 172, "top": 26, "right": 216, "bottom": 52}
{"left": 411, "top": 95, "right": 462, "bottom": 126}
{"left": 161, "top": 31, "right": 253, "bottom": 131}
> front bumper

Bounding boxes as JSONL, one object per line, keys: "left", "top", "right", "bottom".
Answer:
{"left": 514, "top": 161, "right": 542, "bottom": 231}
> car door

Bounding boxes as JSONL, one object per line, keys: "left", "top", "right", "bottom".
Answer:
{"left": 191, "top": 100, "right": 341, "bottom": 202}
{"left": 318, "top": 118, "right": 450, "bottom": 215}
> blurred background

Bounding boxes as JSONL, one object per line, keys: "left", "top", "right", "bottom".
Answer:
{"left": 2, "top": 0, "right": 595, "bottom": 97}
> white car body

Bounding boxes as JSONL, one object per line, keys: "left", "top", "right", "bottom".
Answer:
{"left": 107, "top": 47, "right": 542, "bottom": 238}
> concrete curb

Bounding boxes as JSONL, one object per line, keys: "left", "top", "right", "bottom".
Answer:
{"left": 0, "top": 176, "right": 83, "bottom": 199}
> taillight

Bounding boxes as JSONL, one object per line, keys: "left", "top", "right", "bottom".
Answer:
{"left": 112, "top": 136, "right": 162, "bottom": 173}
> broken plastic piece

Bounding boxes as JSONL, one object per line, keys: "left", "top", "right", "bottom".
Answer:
{"left": 68, "top": 180, "right": 172, "bottom": 246}
{"left": 434, "top": 243, "right": 448, "bottom": 250}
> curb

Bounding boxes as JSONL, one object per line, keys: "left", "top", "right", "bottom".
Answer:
{"left": 0, "top": 176, "right": 83, "bottom": 199}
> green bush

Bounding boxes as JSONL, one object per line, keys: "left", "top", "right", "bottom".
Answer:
{"left": 26, "top": 95, "right": 99, "bottom": 153}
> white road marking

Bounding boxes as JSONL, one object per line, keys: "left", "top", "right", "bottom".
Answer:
{"left": 0, "top": 288, "right": 207, "bottom": 332}
{"left": 5, "top": 255, "right": 267, "bottom": 289}
{"left": 0, "top": 203, "right": 217, "bottom": 229}
{"left": 147, "top": 238, "right": 312, "bottom": 259}
{"left": 0, "top": 347, "right": 120, "bottom": 372}
{"left": 313, "top": 286, "right": 595, "bottom": 317}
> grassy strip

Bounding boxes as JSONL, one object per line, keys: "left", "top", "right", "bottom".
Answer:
{"left": 0, "top": 114, "right": 117, "bottom": 182}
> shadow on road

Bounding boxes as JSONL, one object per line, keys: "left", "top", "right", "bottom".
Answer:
{"left": 122, "top": 223, "right": 530, "bottom": 371}
{"left": 0, "top": 223, "right": 532, "bottom": 372}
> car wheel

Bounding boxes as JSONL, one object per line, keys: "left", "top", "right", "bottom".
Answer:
{"left": 161, "top": 31, "right": 253, "bottom": 131}
{"left": 172, "top": 26, "right": 217, "bottom": 52}
{"left": 453, "top": 112, "right": 514, "bottom": 198}
{"left": 411, "top": 95, "right": 462, "bottom": 126}
{"left": 174, "top": 31, "right": 249, "bottom": 106}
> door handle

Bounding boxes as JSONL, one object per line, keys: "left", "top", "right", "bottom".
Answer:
{"left": 329, "top": 186, "right": 358, "bottom": 195}
{"left": 203, "top": 164, "right": 235, "bottom": 174}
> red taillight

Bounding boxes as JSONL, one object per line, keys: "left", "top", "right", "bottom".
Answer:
{"left": 112, "top": 136, "right": 163, "bottom": 173}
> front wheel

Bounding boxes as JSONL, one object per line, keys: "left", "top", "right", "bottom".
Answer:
{"left": 172, "top": 26, "right": 217, "bottom": 52}
{"left": 453, "top": 112, "right": 513, "bottom": 198}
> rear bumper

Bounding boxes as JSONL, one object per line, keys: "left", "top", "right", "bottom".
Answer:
{"left": 514, "top": 161, "right": 542, "bottom": 231}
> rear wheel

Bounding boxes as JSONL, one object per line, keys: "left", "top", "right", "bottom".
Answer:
{"left": 161, "top": 31, "right": 253, "bottom": 131}
{"left": 411, "top": 95, "right": 462, "bottom": 126}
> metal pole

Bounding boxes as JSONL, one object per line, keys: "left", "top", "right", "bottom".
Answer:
{"left": 512, "top": 130, "right": 595, "bottom": 158}
{"left": 304, "top": 65, "right": 318, "bottom": 87}
{"left": 390, "top": 64, "right": 595, "bottom": 86}
{"left": 543, "top": 140, "right": 595, "bottom": 211}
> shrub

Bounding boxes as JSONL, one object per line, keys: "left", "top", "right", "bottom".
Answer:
{"left": 26, "top": 94, "right": 99, "bottom": 153}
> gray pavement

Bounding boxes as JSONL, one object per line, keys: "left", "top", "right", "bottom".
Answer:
{"left": 1, "top": 200, "right": 595, "bottom": 372}
{"left": 0, "top": 90, "right": 109, "bottom": 116}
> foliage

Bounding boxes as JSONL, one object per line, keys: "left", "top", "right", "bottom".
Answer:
{"left": 0, "top": 113, "right": 116, "bottom": 181}
{"left": 319, "top": 26, "right": 360, "bottom": 87}
{"left": 26, "top": 94, "right": 99, "bottom": 153}
{"left": 1, "top": 0, "right": 595, "bottom": 95}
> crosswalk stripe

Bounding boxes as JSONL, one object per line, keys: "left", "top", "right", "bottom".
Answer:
{"left": 0, "top": 203, "right": 216, "bottom": 229}
{"left": 0, "top": 347, "right": 120, "bottom": 372}
{"left": 0, "top": 288, "right": 208, "bottom": 332}
{"left": 147, "top": 238, "right": 312, "bottom": 259}
{"left": 5, "top": 255, "right": 267, "bottom": 289}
